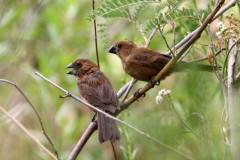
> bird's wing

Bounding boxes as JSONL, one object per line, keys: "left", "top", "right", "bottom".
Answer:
{"left": 78, "top": 73, "right": 118, "bottom": 113}
{"left": 127, "top": 48, "right": 171, "bottom": 71}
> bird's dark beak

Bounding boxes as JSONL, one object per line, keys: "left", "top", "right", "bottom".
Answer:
{"left": 66, "top": 63, "right": 77, "bottom": 75}
{"left": 67, "top": 69, "right": 77, "bottom": 75}
{"left": 108, "top": 45, "right": 117, "bottom": 54}
{"left": 66, "top": 63, "right": 74, "bottom": 69}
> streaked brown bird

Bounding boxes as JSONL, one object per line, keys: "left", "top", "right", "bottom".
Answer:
{"left": 66, "top": 59, "right": 120, "bottom": 143}
{"left": 109, "top": 40, "right": 212, "bottom": 82}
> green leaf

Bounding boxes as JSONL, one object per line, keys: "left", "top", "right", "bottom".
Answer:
{"left": 89, "top": 0, "right": 160, "bottom": 20}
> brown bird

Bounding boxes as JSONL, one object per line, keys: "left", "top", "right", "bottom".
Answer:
{"left": 66, "top": 59, "right": 120, "bottom": 143}
{"left": 109, "top": 40, "right": 212, "bottom": 82}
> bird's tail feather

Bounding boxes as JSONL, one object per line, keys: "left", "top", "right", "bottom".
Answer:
{"left": 98, "top": 113, "right": 120, "bottom": 143}
{"left": 171, "top": 62, "right": 214, "bottom": 72}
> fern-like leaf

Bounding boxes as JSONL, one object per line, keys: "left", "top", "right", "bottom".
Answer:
{"left": 89, "top": 0, "right": 160, "bottom": 20}
{"left": 131, "top": 4, "right": 148, "bottom": 20}
{"left": 143, "top": 0, "right": 187, "bottom": 33}
{"left": 97, "top": 22, "right": 111, "bottom": 49}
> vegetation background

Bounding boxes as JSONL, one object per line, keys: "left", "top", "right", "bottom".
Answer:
{"left": 0, "top": 0, "right": 239, "bottom": 160}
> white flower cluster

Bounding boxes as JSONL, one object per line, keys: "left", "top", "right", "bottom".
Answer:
{"left": 155, "top": 89, "right": 171, "bottom": 104}
{"left": 216, "top": 21, "right": 227, "bottom": 39}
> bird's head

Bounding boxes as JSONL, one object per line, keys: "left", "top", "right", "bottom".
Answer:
{"left": 66, "top": 59, "right": 99, "bottom": 77}
{"left": 108, "top": 40, "right": 137, "bottom": 59}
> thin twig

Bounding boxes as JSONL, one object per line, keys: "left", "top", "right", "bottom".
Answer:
{"left": 172, "top": 21, "right": 176, "bottom": 56}
{"left": 121, "top": 78, "right": 136, "bottom": 104}
{"left": 174, "top": 0, "right": 225, "bottom": 59}
{"left": 222, "top": 37, "right": 240, "bottom": 79}
{"left": 117, "top": 80, "right": 134, "bottom": 99}
{"left": 0, "top": 79, "right": 60, "bottom": 160}
{"left": 177, "top": 43, "right": 195, "bottom": 62}
{"left": 135, "top": 23, "right": 148, "bottom": 42}
{"left": 165, "top": 0, "right": 237, "bottom": 55}
{"left": 167, "top": 96, "right": 199, "bottom": 137}
{"left": 67, "top": 121, "right": 98, "bottom": 160}
{"left": 144, "top": 28, "right": 158, "bottom": 48}
{"left": 207, "top": 25, "right": 222, "bottom": 81}
{"left": 187, "top": 48, "right": 225, "bottom": 63}
{"left": 158, "top": 24, "right": 175, "bottom": 57}
{"left": 92, "top": 0, "right": 100, "bottom": 68}
{"left": 35, "top": 72, "right": 195, "bottom": 160}
{"left": 0, "top": 106, "right": 57, "bottom": 160}
{"left": 110, "top": 141, "right": 118, "bottom": 160}
{"left": 227, "top": 36, "right": 240, "bottom": 60}
{"left": 207, "top": 25, "right": 214, "bottom": 49}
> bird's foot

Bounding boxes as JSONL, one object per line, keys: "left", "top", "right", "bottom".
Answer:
{"left": 60, "top": 92, "right": 71, "bottom": 98}
{"left": 149, "top": 78, "right": 160, "bottom": 88}
{"left": 133, "top": 88, "right": 146, "bottom": 98}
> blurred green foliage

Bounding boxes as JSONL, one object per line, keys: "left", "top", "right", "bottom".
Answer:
{"left": 0, "top": 0, "right": 238, "bottom": 160}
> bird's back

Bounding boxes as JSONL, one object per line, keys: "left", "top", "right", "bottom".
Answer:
{"left": 123, "top": 47, "right": 171, "bottom": 81}
{"left": 77, "top": 71, "right": 118, "bottom": 113}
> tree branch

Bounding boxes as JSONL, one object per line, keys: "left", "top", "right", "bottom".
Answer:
{"left": 187, "top": 48, "right": 225, "bottom": 63}
{"left": 35, "top": 72, "right": 195, "bottom": 160}
{"left": 117, "top": 80, "right": 134, "bottom": 98}
{"left": 158, "top": 25, "right": 175, "bottom": 57}
{"left": 0, "top": 106, "right": 57, "bottom": 160}
{"left": 67, "top": 121, "right": 98, "bottom": 160}
{"left": 227, "top": 38, "right": 240, "bottom": 159}
{"left": 36, "top": 1, "right": 234, "bottom": 159}
{"left": 0, "top": 79, "right": 60, "bottom": 160}
{"left": 92, "top": 0, "right": 100, "bottom": 68}
{"left": 165, "top": 0, "right": 237, "bottom": 55}
{"left": 206, "top": 25, "right": 223, "bottom": 81}
{"left": 120, "top": 78, "right": 137, "bottom": 104}
{"left": 144, "top": 28, "right": 158, "bottom": 48}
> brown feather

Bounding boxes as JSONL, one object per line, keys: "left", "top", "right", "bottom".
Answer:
{"left": 68, "top": 59, "right": 120, "bottom": 143}
{"left": 110, "top": 40, "right": 212, "bottom": 82}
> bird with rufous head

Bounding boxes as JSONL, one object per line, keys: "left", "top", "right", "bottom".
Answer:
{"left": 109, "top": 40, "right": 213, "bottom": 83}
{"left": 66, "top": 59, "right": 120, "bottom": 143}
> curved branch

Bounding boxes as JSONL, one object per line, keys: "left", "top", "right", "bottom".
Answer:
{"left": 165, "top": 0, "right": 237, "bottom": 55}
{"left": 67, "top": 121, "right": 98, "bottom": 160}
{"left": 187, "top": 48, "right": 225, "bottom": 63}
{"left": 0, "top": 106, "right": 57, "bottom": 160}
{"left": 120, "top": 78, "right": 137, "bottom": 104}
{"left": 92, "top": 0, "right": 100, "bottom": 68}
{"left": 35, "top": 72, "right": 195, "bottom": 160}
{"left": 0, "top": 79, "right": 60, "bottom": 160}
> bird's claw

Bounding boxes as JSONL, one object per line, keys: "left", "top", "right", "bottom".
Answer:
{"left": 149, "top": 79, "right": 160, "bottom": 87}
{"left": 155, "top": 81, "right": 160, "bottom": 86}
{"left": 133, "top": 88, "right": 146, "bottom": 98}
{"left": 60, "top": 92, "right": 71, "bottom": 98}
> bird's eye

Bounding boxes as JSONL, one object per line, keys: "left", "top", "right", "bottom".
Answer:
{"left": 117, "top": 44, "right": 123, "bottom": 48}
{"left": 76, "top": 62, "right": 82, "bottom": 67}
